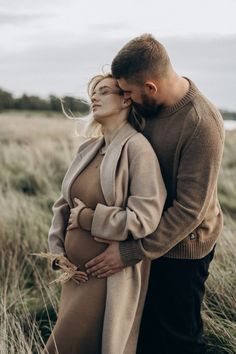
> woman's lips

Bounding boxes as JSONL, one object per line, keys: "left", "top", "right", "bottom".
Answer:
{"left": 92, "top": 104, "right": 101, "bottom": 110}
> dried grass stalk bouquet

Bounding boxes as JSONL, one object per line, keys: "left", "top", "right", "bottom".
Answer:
{"left": 31, "top": 252, "right": 86, "bottom": 285}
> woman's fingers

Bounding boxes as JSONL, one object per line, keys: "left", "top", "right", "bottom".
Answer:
{"left": 73, "top": 198, "right": 79, "bottom": 206}
{"left": 58, "top": 257, "right": 90, "bottom": 283}
{"left": 73, "top": 271, "right": 89, "bottom": 283}
{"left": 72, "top": 278, "right": 80, "bottom": 285}
{"left": 73, "top": 197, "right": 84, "bottom": 208}
{"left": 76, "top": 270, "right": 89, "bottom": 278}
{"left": 66, "top": 223, "right": 76, "bottom": 231}
{"left": 73, "top": 277, "right": 87, "bottom": 283}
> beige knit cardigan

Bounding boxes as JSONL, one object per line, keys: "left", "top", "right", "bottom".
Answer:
{"left": 48, "top": 122, "right": 167, "bottom": 354}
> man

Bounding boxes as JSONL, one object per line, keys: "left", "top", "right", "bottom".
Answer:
{"left": 85, "top": 34, "right": 225, "bottom": 353}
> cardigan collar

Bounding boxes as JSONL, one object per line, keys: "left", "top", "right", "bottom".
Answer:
{"left": 78, "top": 121, "right": 137, "bottom": 157}
{"left": 62, "top": 122, "right": 137, "bottom": 207}
{"left": 100, "top": 122, "right": 137, "bottom": 205}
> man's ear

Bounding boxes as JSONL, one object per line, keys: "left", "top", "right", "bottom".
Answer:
{"left": 144, "top": 81, "right": 158, "bottom": 95}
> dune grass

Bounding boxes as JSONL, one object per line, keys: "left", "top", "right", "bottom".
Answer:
{"left": 0, "top": 111, "right": 235, "bottom": 353}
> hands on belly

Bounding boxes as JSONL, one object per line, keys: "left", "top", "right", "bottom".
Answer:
{"left": 66, "top": 197, "right": 87, "bottom": 231}
{"left": 85, "top": 238, "right": 125, "bottom": 278}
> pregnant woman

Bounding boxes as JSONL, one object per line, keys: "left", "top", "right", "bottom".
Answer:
{"left": 44, "top": 74, "right": 167, "bottom": 354}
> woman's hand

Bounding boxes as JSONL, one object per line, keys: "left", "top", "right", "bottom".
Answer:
{"left": 57, "top": 256, "right": 76, "bottom": 269}
{"left": 56, "top": 256, "right": 89, "bottom": 283}
{"left": 66, "top": 197, "right": 87, "bottom": 231}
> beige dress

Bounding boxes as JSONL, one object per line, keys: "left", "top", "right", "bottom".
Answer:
{"left": 45, "top": 150, "right": 108, "bottom": 354}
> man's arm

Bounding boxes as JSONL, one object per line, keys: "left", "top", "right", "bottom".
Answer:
{"left": 120, "top": 114, "right": 225, "bottom": 265}
{"left": 85, "top": 114, "right": 225, "bottom": 275}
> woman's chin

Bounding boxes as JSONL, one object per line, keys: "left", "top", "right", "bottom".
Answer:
{"left": 93, "top": 115, "right": 104, "bottom": 124}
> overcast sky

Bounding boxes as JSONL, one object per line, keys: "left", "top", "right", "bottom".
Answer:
{"left": 0, "top": 0, "right": 236, "bottom": 110}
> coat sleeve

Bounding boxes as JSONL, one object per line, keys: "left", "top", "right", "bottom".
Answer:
{"left": 47, "top": 141, "right": 91, "bottom": 255}
{"left": 48, "top": 193, "right": 70, "bottom": 265}
{"left": 90, "top": 144, "right": 167, "bottom": 241}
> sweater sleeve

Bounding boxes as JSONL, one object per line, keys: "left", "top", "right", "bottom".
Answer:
{"left": 48, "top": 193, "right": 69, "bottom": 262}
{"left": 119, "top": 114, "right": 225, "bottom": 264}
{"left": 90, "top": 146, "right": 167, "bottom": 241}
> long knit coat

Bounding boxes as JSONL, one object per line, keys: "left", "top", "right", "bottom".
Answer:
{"left": 48, "top": 122, "right": 167, "bottom": 354}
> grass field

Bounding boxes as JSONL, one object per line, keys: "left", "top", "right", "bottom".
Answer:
{"left": 0, "top": 111, "right": 235, "bottom": 353}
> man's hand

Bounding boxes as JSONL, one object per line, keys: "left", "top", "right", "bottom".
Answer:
{"left": 85, "top": 238, "right": 125, "bottom": 278}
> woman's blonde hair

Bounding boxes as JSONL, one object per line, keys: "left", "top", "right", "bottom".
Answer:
{"left": 61, "top": 73, "right": 145, "bottom": 139}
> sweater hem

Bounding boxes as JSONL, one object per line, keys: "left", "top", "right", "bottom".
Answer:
{"left": 119, "top": 237, "right": 219, "bottom": 265}
{"left": 163, "top": 238, "right": 217, "bottom": 260}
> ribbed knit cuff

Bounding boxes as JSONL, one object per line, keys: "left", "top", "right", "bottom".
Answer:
{"left": 119, "top": 239, "right": 144, "bottom": 267}
{"left": 79, "top": 208, "right": 94, "bottom": 231}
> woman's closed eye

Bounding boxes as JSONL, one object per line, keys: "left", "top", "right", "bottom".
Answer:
{"left": 99, "top": 88, "right": 110, "bottom": 96}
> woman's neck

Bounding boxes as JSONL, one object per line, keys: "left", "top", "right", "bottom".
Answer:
{"left": 102, "top": 120, "right": 127, "bottom": 148}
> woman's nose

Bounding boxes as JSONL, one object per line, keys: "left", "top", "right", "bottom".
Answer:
{"left": 91, "top": 94, "right": 98, "bottom": 102}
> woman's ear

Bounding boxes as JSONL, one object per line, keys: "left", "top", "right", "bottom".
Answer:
{"left": 123, "top": 97, "right": 132, "bottom": 107}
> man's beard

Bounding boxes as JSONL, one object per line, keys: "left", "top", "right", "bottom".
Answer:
{"left": 132, "top": 92, "right": 164, "bottom": 119}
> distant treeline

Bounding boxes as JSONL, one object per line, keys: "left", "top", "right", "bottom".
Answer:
{"left": 0, "top": 87, "right": 236, "bottom": 120}
{"left": 0, "top": 88, "right": 90, "bottom": 114}
{"left": 220, "top": 110, "right": 236, "bottom": 121}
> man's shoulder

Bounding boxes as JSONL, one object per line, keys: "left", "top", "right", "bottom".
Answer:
{"left": 190, "top": 91, "right": 225, "bottom": 140}
{"left": 177, "top": 79, "right": 223, "bottom": 129}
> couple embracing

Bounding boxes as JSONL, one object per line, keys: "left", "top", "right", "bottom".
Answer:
{"left": 44, "top": 34, "right": 225, "bottom": 354}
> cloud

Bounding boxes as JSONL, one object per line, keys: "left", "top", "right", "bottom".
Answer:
{"left": 90, "top": 22, "right": 130, "bottom": 31}
{"left": 0, "top": 11, "right": 50, "bottom": 27}
{"left": 0, "top": 35, "right": 236, "bottom": 110}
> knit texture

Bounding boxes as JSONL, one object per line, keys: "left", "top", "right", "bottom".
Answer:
{"left": 119, "top": 78, "right": 225, "bottom": 265}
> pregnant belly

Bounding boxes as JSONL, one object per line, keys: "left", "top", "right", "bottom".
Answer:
{"left": 64, "top": 228, "right": 107, "bottom": 270}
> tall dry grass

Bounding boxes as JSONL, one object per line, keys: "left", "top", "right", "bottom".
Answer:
{"left": 0, "top": 111, "right": 235, "bottom": 353}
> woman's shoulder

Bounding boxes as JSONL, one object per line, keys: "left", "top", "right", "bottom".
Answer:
{"left": 126, "top": 132, "right": 156, "bottom": 155}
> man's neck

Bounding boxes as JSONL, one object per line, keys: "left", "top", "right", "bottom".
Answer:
{"left": 160, "top": 75, "right": 190, "bottom": 108}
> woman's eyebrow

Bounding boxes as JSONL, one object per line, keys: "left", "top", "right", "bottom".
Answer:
{"left": 99, "top": 85, "right": 110, "bottom": 90}
{"left": 92, "top": 85, "right": 111, "bottom": 95}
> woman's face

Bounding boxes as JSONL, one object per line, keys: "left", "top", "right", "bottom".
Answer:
{"left": 90, "top": 77, "right": 129, "bottom": 123}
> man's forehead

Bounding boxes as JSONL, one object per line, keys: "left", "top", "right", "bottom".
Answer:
{"left": 117, "top": 79, "right": 135, "bottom": 91}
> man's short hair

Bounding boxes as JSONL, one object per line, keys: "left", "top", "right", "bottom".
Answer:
{"left": 111, "top": 33, "right": 171, "bottom": 85}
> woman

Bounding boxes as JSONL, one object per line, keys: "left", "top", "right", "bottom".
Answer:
{"left": 45, "top": 74, "right": 167, "bottom": 354}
